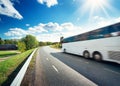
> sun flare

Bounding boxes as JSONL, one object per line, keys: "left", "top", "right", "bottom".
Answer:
{"left": 79, "top": 0, "right": 112, "bottom": 19}
{"left": 84, "top": 0, "right": 109, "bottom": 13}
{"left": 86, "top": 0, "right": 106, "bottom": 8}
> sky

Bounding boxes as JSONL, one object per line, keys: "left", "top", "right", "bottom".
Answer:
{"left": 0, "top": 0, "right": 120, "bottom": 42}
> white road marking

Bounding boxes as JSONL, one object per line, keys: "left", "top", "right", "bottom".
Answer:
{"left": 104, "top": 68, "right": 120, "bottom": 75}
{"left": 85, "top": 62, "right": 89, "bottom": 64}
{"left": 46, "top": 58, "right": 49, "bottom": 61}
{"left": 52, "top": 65, "right": 59, "bottom": 73}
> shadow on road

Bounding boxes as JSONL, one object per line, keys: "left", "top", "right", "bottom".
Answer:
{"left": 50, "top": 52, "right": 120, "bottom": 69}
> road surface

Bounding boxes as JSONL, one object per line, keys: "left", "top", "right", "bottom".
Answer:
{"left": 35, "top": 46, "right": 97, "bottom": 86}
{"left": 35, "top": 46, "right": 120, "bottom": 86}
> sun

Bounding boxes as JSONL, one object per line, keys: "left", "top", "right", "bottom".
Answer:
{"left": 84, "top": 0, "right": 109, "bottom": 12}
{"left": 86, "top": 0, "right": 106, "bottom": 8}
{"left": 78, "top": 0, "right": 112, "bottom": 20}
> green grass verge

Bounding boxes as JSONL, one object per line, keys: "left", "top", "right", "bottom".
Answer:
{"left": 0, "top": 51, "right": 18, "bottom": 58}
{"left": 0, "top": 49, "right": 34, "bottom": 85}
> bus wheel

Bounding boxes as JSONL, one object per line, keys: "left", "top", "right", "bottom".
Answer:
{"left": 93, "top": 52, "right": 102, "bottom": 61}
{"left": 63, "top": 49, "right": 66, "bottom": 53}
{"left": 83, "top": 51, "right": 90, "bottom": 58}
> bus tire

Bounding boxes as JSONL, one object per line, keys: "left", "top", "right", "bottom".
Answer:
{"left": 83, "top": 51, "right": 90, "bottom": 58}
{"left": 93, "top": 52, "right": 102, "bottom": 61}
{"left": 63, "top": 49, "right": 66, "bottom": 53}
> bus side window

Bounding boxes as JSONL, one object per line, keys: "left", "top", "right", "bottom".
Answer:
{"left": 99, "top": 27, "right": 111, "bottom": 38}
{"left": 109, "top": 25, "right": 120, "bottom": 37}
{"left": 90, "top": 29, "right": 103, "bottom": 39}
{"left": 75, "top": 35, "right": 81, "bottom": 41}
{"left": 118, "top": 31, "right": 120, "bottom": 36}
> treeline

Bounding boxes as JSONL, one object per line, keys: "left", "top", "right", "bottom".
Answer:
{"left": 0, "top": 35, "right": 62, "bottom": 52}
{"left": 39, "top": 42, "right": 62, "bottom": 48}
{"left": 39, "top": 41, "right": 53, "bottom": 46}
{"left": 0, "top": 38, "right": 18, "bottom": 45}
{"left": 0, "top": 35, "right": 39, "bottom": 52}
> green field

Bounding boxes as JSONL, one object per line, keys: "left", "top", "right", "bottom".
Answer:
{"left": 0, "top": 51, "right": 19, "bottom": 58}
{"left": 0, "top": 49, "right": 34, "bottom": 85}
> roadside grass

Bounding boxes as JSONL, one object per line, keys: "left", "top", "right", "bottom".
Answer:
{"left": 0, "top": 51, "right": 19, "bottom": 58}
{"left": 0, "top": 49, "right": 34, "bottom": 85}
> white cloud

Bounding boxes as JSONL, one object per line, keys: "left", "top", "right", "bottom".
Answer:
{"left": 4, "top": 17, "right": 120, "bottom": 42}
{"left": 61, "top": 22, "right": 74, "bottom": 31}
{"left": 4, "top": 25, "right": 48, "bottom": 37}
{"left": 42, "top": 22, "right": 63, "bottom": 31}
{"left": 28, "top": 25, "right": 48, "bottom": 34}
{"left": 37, "top": 0, "right": 58, "bottom": 8}
{"left": 4, "top": 22, "right": 83, "bottom": 42}
{"left": 0, "top": 0, "right": 23, "bottom": 19}
{"left": 36, "top": 33, "right": 61, "bottom": 42}
{"left": 115, "top": 17, "right": 120, "bottom": 23}
{"left": 26, "top": 24, "right": 30, "bottom": 27}
{"left": 4, "top": 28, "right": 27, "bottom": 37}
{"left": 91, "top": 16, "right": 120, "bottom": 29}
{"left": 93, "top": 16, "right": 104, "bottom": 21}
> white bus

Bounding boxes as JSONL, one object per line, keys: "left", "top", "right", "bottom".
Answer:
{"left": 62, "top": 22, "right": 120, "bottom": 64}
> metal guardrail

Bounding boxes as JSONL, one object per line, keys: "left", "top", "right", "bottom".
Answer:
{"left": 10, "top": 48, "right": 37, "bottom": 86}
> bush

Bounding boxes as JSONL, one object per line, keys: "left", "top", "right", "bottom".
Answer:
{"left": 51, "top": 43, "right": 62, "bottom": 49}
{"left": 17, "top": 41, "right": 26, "bottom": 52}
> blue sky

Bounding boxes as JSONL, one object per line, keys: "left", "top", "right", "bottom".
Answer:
{"left": 0, "top": 0, "right": 120, "bottom": 42}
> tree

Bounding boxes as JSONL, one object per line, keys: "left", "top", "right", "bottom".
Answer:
{"left": 23, "top": 35, "right": 39, "bottom": 50}
{"left": 0, "top": 38, "right": 5, "bottom": 44}
{"left": 0, "top": 38, "right": 1, "bottom": 44}
{"left": 46, "top": 42, "right": 52, "bottom": 45}
{"left": 4, "top": 39, "right": 11, "bottom": 44}
{"left": 17, "top": 41, "right": 26, "bottom": 52}
{"left": 39, "top": 42, "right": 46, "bottom": 46}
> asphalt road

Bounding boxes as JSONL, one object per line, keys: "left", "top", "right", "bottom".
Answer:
{"left": 36, "top": 46, "right": 120, "bottom": 86}
{"left": 35, "top": 46, "right": 97, "bottom": 86}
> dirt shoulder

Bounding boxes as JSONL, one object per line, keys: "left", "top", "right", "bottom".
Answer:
{"left": 21, "top": 48, "right": 47, "bottom": 86}
{"left": 20, "top": 50, "right": 36, "bottom": 86}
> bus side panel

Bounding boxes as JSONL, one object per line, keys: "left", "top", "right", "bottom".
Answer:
{"left": 62, "top": 36, "right": 120, "bottom": 63}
